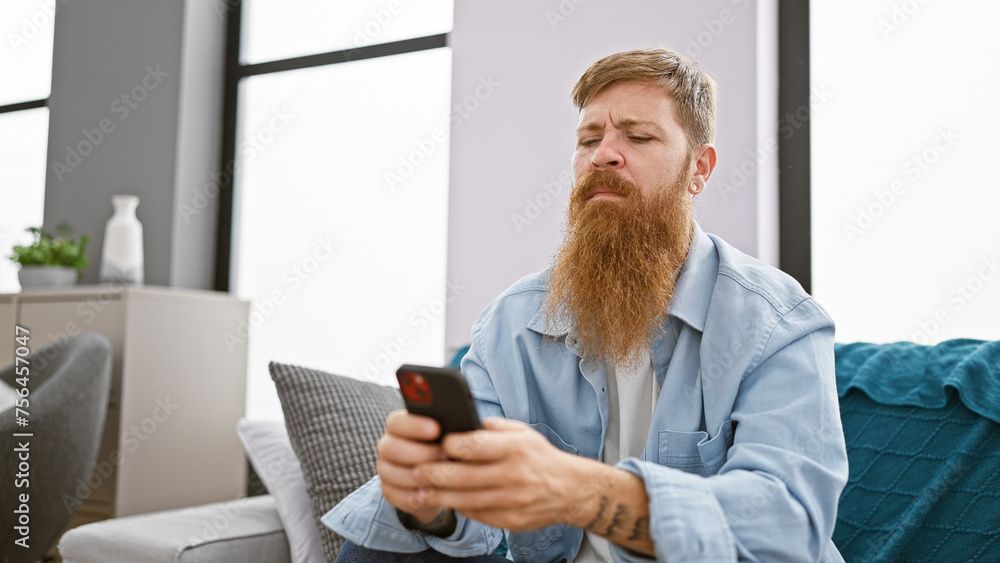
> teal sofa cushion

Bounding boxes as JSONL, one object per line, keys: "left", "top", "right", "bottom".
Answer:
{"left": 833, "top": 340, "right": 1000, "bottom": 561}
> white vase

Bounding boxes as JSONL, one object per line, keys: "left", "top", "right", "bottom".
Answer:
{"left": 100, "top": 195, "right": 144, "bottom": 284}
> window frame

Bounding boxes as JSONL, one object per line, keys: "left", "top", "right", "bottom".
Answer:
{"left": 777, "top": 0, "right": 812, "bottom": 293}
{"left": 213, "top": 2, "right": 448, "bottom": 290}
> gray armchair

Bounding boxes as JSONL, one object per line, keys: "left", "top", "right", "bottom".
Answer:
{"left": 0, "top": 332, "right": 112, "bottom": 563}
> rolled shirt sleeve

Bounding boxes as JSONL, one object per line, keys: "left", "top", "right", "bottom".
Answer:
{"left": 322, "top": 475, "right": 504, "bottom": 558}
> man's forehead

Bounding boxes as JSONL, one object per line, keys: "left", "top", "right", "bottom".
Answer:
{"left": 576, "top": 81, "right": 678, "bottom": 133}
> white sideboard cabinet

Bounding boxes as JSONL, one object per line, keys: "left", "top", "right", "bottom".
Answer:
{"left": 0, "top": 285, "right": 249, "bottom": 526}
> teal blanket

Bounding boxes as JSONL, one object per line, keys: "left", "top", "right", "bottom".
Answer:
{"left": 833, "top": 339, "right": 1000, "bottom": 562}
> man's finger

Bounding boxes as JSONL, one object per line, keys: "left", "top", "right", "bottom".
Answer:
{"left": 377, "top": 458, "right": 424, "bottom": 489}
{"left": 413, "top": 460, "right": 509, "bottom": 489}
{"left": 380, "top": 481, "right": 433, "bottom": 514}
{"left": 481, "top": 417, "right": 528, "bottom": 431}
{"left": 423, "top": 486, "right": 511, "bottom": 514}
{"left": 385, "top": 410, "right": 441, "bottom": 442}
{"left": 440, "top": 429, "right": 509, "bottom": 462}
{"left": 376, "top": 433, "right": 444, "bottom": 465}
{"left": 441, "top": 422, "right": 537, "bottom": 462}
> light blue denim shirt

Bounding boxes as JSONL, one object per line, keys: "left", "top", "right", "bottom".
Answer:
{"left": 325, "top": 224, "right": 849, "bottom": 562}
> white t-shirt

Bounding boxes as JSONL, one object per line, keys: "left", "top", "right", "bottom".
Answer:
{"left": 575, "top": 352, "right": 659, "bottom": 562}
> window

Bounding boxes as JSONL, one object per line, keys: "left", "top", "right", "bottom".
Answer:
{"left": 224, "top": 1, "right": 454, "bottom": 418}
{"left": 0, "top": 0, "right": 55, "bottom": 293}
{"left": 808, "top": 0, "right": 1000, "bottom": 344}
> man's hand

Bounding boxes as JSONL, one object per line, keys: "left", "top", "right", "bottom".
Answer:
{"left": 413, "top": 417, "right": 581, "bottom": 532}
{"left": 412, "top": 417, "right": 653, "bottom": 556}
{"left": 375, "top": 410, "right": 453, "bottom": 528}
{"left": 380, "top": 415, "right": 654, "bottom": 555}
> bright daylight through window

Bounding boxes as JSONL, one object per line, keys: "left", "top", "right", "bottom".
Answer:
{"left": 0, "top": 0, "right": 55, "bottom": 293}
{"left": 811, "top": 0, "right": 1000, "bottom": 345}
{"left": 232, "top": 1, "right": 453, "bottom": 419}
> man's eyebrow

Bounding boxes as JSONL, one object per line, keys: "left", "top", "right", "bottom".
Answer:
{"left": 576, "top": 118, "right": 665, "bottom": 135}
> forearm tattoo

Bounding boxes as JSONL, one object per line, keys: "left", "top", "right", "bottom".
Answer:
{"left": 584, "top": 496, "right": 608, "bottom": 530}
{"left": 605, "top": 504, "right": 627, "bottom": 537}
{"left": 584, "top": 496, "right": 650, "bottom": 546}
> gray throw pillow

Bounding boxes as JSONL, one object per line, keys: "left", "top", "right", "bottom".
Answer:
{"left": 269, "top": 362, "right": 403, "bottom": 562}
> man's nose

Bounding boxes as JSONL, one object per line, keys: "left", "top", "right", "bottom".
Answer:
{"left": 591, "top": 137, "right": 624, "bottom": 169}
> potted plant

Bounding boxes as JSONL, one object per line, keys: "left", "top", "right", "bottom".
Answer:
{"left": 9, "top": 225, "right": 91, "bottom": 289}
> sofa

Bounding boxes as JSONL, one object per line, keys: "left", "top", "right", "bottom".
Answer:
{"left": 57, "top": 340, "right": 1000, "bottom": 563}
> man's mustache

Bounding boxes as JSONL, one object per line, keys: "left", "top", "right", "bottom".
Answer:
{"left": 572, "top": 170, "right": 639, "bottom": 202}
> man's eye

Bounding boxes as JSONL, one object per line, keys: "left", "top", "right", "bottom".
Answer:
{"left": 578, "top": 138, "right": 600, "bottom": 147}
{"left": 629, "top": 136, "right": 653, "bottom": 143}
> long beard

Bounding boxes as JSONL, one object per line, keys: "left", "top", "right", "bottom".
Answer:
{"left": 545, "top": 167, "right": 695, "bottom": 367}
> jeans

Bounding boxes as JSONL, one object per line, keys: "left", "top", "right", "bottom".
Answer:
{"left": 337, "top": 540, "right": 510, "bottom": 562}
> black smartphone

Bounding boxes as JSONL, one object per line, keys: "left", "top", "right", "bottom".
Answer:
{"left": 395, "top": 364, "right": 482, "bottom": 440}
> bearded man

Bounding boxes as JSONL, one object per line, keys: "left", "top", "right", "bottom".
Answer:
{"left": 328, "top": 48, "right": 848, "bottom": 563}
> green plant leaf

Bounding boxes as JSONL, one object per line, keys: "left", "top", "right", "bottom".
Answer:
{"left": 8, "top": 225, "right": 91, "bottom": 276}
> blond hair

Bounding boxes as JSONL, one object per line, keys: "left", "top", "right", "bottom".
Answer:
{"left": 571, "top": 47, "right": 717, "bottom": 150}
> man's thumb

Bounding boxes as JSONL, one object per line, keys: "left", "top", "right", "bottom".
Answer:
{"left": 482, "top": 417, "right": 527, "bottom": 431}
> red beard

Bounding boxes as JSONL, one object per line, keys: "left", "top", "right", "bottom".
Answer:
{"left": 545, "top": 165, "right": 695, "bottom": 366}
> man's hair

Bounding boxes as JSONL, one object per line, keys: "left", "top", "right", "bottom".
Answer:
{"left": 571, "top": 47, "right": 718, "bottom": 150}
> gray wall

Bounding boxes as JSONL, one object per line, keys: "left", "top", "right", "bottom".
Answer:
{"left": 444, "top": 0, "right": 777, "bottom": 348}
{"left": 44, "top": 0, "right": 224, "bottom": 288}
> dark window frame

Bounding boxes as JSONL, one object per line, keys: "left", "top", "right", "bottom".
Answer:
{"left": 777, "top": 0, "right": 812, "bottom": 292}
{"left": 0, "top": 99, "right": 47, "bottom": 114}
{"left": 213, "top": 2, "right": 448, "bottom": 290}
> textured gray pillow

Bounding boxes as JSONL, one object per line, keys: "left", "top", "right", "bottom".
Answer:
{"left": 269, "top": 362, "right": 403, "bottom": 562}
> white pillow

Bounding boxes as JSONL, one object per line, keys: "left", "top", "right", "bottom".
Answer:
{"left": 0, "top": 379, "right": 19, "bottom": 413}
{"left": 236, "top": 418, "right": 324, "bottom": 563}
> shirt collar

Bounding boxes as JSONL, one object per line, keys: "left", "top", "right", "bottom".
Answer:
{"left": 527, "top": 222, "right": 718, "bottom": 337}
{"left": 666, "top": 222, "right": 716, "bottom": 332}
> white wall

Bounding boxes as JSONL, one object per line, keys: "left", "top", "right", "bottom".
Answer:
{"left": 445, "top": 0, "right": 777, "bottom": 349}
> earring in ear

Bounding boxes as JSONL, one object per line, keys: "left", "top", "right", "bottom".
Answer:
{"left": 689, "top": 183, "right": 703, "bottom": 195}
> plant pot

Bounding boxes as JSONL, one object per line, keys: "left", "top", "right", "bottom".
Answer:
{"left": 18, "top": 265, "right": 78, "bottom": 289}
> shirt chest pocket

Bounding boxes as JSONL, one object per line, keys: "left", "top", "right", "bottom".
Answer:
{"left": 656, "top": 419, "right": 734, "bottom": 477}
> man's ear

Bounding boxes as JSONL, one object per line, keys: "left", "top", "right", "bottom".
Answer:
{"left": 687, "top": 144, "right": 718, "bottom": 195}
